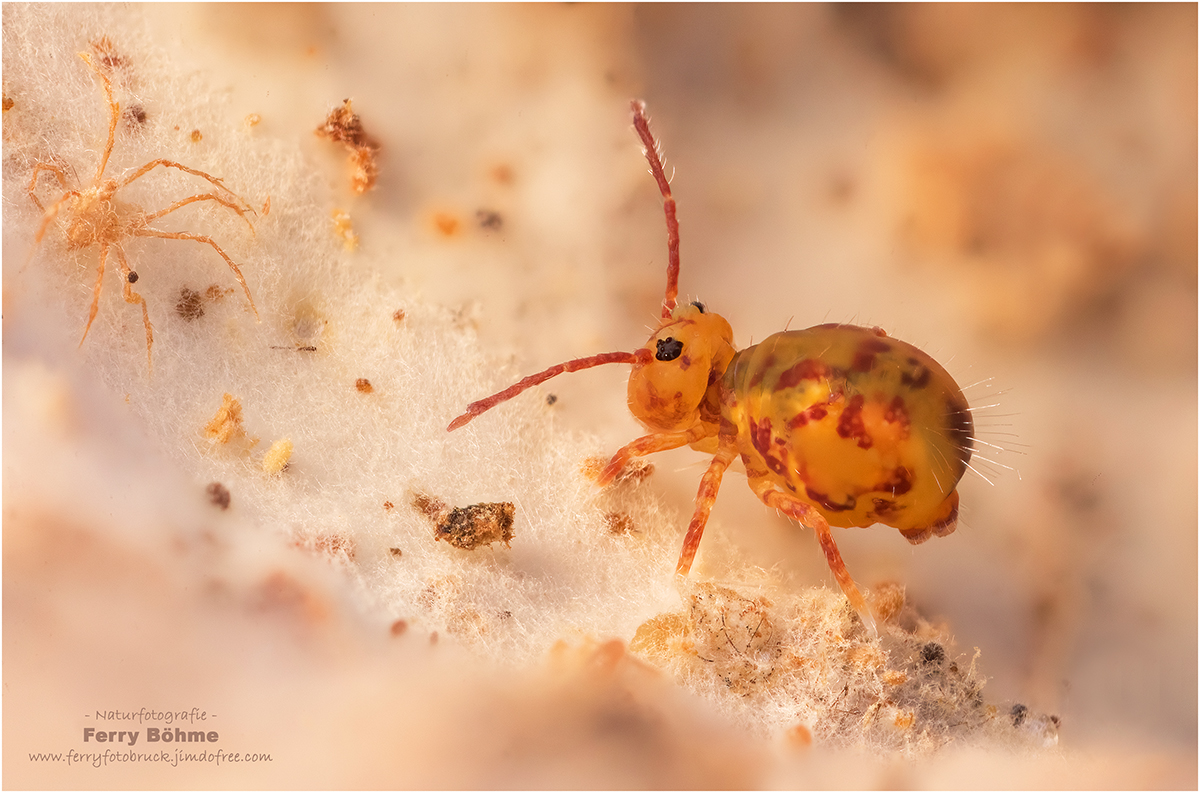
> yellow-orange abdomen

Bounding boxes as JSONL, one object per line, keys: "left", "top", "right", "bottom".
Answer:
{"left": 722, "top": 324, "right": 972, "bottom": 542}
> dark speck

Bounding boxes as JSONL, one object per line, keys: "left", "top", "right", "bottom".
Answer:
{"left": 476, "top": 209, "right": 503, "bottom": 230}
{"left": 205, "top": 482, "right": 231, "bottom": 510}
{"left": 920, "top": 642, "right": 945, "bottom": 665}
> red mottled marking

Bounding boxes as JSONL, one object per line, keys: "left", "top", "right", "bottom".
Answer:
{"left": 901, "top": 359, "right": 932, "bottom": 389}
{"left": 764, "top": 453, "right": 789, "bottom": 477}
{"left": 805, "top": 486, "right": 856, "bottom": 512}
{"left": 749, "top": 416, "right": 791, "bottom": 476}
{"left": 750, "top": 416, "right": 773, "bottom": 456}
{"left": 678, "top": 354, "right": 692, "bottom": 370}
{"left": 883, "top": 395, "right": 911, "bottom": 436}
{"left": 871, "top": 497, "right": 898, "bottom": 518}
{"left": 875, "top": 466, "right": 913, "bottom": 496}
{"left": 777, "top": 359, "right": 829, "bottom": 389}
{"left": 851, "top": 337, "right": 892, "bottom": 373}
{"left": 786, "top": 402, "right": 830, "bottom": 430}
{"left": 836, "top": 394, "right": 873, "bottom": 449}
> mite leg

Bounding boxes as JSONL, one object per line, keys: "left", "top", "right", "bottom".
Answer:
{"left": 26, "top": 162, "right": 71, "bottom": 213}
{"left": 134, "top": 227, "right": 258, "bottom": 320}
{"left": 749, "top": 479, "right": 878, "bottom": 637}
{"left": 77, "top": 53, "right": 118, "bottom": 183}
{"left": 113, "top": 246, "right": 153, "bottom": 373}
{"left": 26, "top": 160, "right": 79, "bottom": 245}
{"left": 80, "top": 244, "right": 109, "bottom": 347}
{"left": 140, "top": 192, "right": 256, "bottom": 234}
{"left": 31, "top": 190, "right": 79, "bottom": 245}
{"left": 674, "top": 434, "right": 739, "bottom": 577}
{"left": 598, "top": 422, "right": 714, "bottom": 487}
{"left": 118, "top": 159, "right": 255, "bottom": 215}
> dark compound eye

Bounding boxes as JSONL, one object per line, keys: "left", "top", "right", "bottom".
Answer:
{"left": 656, "top": 337, "right": 683, "bottom": 361}
{"left": 127, "top": 271, "right": 139, "bottom": 283}
{"left": 691, "top": 300, "right": 706, "bottom": 313}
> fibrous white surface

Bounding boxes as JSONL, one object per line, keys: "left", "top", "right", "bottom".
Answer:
{"left": 4, "top": 4, "right": 1194, "bottom": 789}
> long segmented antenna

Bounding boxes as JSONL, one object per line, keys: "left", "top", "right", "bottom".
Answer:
{"left": 447, "top": 349, "right": 651, "bottom": 431}
{"left": 630, "top": 100, "right": 679, "bottom": 319}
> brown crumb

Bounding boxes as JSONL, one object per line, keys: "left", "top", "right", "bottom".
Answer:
{"left": 388, "top": 547, "right": 403, "bottom": 558}
{"left": 411, "top": 491, "right": 449, "bottom": 522}
{"left": 190, "top": 129, "right": 202, "bottom": 143}
{"left": 205, "top": 481, "right": 231, "bottom": 509}
{"left": 411, "top": 490, "right": 515, "bottom": 550}
{"left": 390, "top": 619, "right": 409, "bottom": 637}
{"left": 175, "top": 287, "right": 205, "bottom": 320}
{"left": 392, "top": 309, "right": 406, "bottom": 324}
{"left": 2, "top": 95, "right": 14, "bottom": 112}
{"left": 296, "top": 533, "right": 355, "bottom": 561}
{"left": 205, "top": 284, "right": 234, "bottom": 301}
{"left": 603, "top": 512, "right": 635, "bottom": 535}
{"left": 476, "top": 209, "right": 503, "bottom": 230}
{"left": 124, "top": 104, "right": 146, "bottom": 127}
{"left": 355, "top": 378, "right": 373, "bottom": 393}
{"left": 244, "top": 113, "right": 261, "bottom": 129}
{"left": 315, "top": 99, "right": 380, "bottom": 193}
{"left": 90, "top": 36, "right": 128, "bottom": 73}
{"left": 384, "top": 501, "right": 395, "bottom": 511}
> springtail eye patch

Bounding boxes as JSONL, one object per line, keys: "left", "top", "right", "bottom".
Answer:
{"left": 691, "top": 301, "right": 706, "bottom": 313}
{"left": 656, "top": 337, "right": 684, "bottom": 361}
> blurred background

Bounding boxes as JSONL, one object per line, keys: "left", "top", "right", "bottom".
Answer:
{"left": 6, "top": 3, "right": 1196, "bottom": 787}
